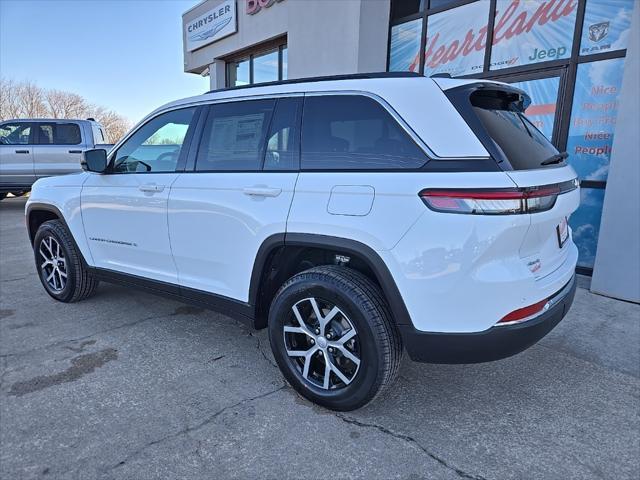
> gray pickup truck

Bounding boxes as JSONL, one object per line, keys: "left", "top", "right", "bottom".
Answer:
{"left": 0, "top": 118, "right": 113, "bottom": 199}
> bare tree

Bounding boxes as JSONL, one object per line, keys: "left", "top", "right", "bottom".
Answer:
{"left": 45, "top": 89, "right": 87, "bottom": 119}
{"left": 0, "top": 77, "right": 131, "bottom": 143}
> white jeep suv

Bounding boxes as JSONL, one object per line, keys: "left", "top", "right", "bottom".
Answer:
{"left": 26, "top": 73, "right": 579, "bottom": 411}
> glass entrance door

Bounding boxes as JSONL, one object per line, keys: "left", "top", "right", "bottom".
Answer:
{"left": 490, "top": 68, "right": 568, "bottom": 146}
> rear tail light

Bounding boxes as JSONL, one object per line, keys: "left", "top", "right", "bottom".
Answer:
{"left": 497, "top": 298, "right": 550, "bottom": 325}
{"left": 419, "top": 179, "right": 578, "bottom": 215}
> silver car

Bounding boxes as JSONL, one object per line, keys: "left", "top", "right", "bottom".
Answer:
{"left": 0, "top": 118, "right": 112, "bottom": 199}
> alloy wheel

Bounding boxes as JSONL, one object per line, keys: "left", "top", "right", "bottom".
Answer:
{"left": 39, "top": 236, "right": 67, "bottom": 292}
{"left": 283, "top": 297, "right": 361, "bottom": 390}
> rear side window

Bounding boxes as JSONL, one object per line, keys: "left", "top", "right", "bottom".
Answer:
{"left": 36, "top": 123, "right": 82, "bottom": 145}
{"left": 0, "top": 123, "right": 32, "bottom": 145}
{"left": 196, "top": 99, "right": 275, "bottom": 171}
{"left": 301, "top": 95, "right": 428, "bottom": 170}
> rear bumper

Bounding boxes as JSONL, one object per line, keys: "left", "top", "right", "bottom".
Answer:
{"left": 399, "top": 275, "right": 577, "bottom": 364}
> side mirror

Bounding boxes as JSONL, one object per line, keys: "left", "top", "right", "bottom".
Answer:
{"left": 81, "top": 149, "right": 108, "bottom": 173}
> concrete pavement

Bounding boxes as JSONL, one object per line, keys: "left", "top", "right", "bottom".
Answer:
{"left": 1, "top": 196, "right": 638, "bottom": 479}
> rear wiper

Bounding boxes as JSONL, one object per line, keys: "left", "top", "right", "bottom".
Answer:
{"left": 541, "top": 152, "right": 568, "bottom": 166}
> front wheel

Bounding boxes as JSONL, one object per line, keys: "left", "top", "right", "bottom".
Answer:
{"left": 33, "top": 220, "right": 99, "bottom": 302}
{"left": 268, "top": 266, "right": 402, "bottom": 411}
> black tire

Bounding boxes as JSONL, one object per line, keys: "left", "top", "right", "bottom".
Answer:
{"left": 33, "top": 220, "right": 99, "bottom": 302}
{"left": 268, "top": 265, "right": 402, "bottom": 411}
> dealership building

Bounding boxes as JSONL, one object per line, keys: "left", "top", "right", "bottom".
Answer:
{"left": 183, "top": 0, "right": 639, "bottom": 303}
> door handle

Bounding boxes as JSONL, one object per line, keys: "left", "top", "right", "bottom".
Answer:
{"left": 138, "top": 184, "right": 165, "bottom": 193}
{"left": 15, "top": 149, "right": 29, "bottom": 154}
{"left": 68, "top": 150, "right": 82, "bottom": 154}
{"left": 242, "top": 186, "right": 282, "bottom": 197}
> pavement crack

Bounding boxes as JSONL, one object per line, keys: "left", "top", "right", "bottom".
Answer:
{"left": 0, "top": 275, "right": 31, "bottom": 283}
{"left": 335, "top": 414, "right": 488, "bottom": 480}
{"left": 248, "top": 331, "right": 278, "bottom": 370}
{"left": 0, "top": 313, "right": 167, "bottom": 359}
{"left": 106, "top": 384, "right": 287, "bottom": 471}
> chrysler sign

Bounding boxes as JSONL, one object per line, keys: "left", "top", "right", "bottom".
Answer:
{"left": 186, "top": 0, "right": 237, "bottom": 52}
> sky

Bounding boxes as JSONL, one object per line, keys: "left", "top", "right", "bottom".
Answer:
{"left": 0, "top": 0, "right": 209, "bottom": 123}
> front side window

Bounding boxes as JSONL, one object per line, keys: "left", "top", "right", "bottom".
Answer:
{"left": 0, "top": 123, "right": 32, "bottom": 145}
{"left": 36, "top": 123, "right": 81, "bottom": 145}
{"left": 301, "top": 95, "right": 428, "bottom": 170}
{"left": 196, "top": 99, "right": 275, "bottom": 171}
{"left": 112, "top": 107, "right": 196, "bottom": 173}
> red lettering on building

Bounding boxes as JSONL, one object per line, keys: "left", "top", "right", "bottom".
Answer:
{"left": 414, "top": 0, "right": 577, "bottom": 72}
{"left": 247, "top": 0, "right": 283, "bottom": 15}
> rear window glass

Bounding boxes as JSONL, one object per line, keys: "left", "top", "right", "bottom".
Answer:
{"left": 470, "top": 89, "right": 561, "bottom": 170}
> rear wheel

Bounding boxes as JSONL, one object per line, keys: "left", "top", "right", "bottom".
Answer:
{"left": 34, "top": 220, "right": 99, "bottom": 302}
{"left": 268, "top": 265, "right": 402, "bottom": 411}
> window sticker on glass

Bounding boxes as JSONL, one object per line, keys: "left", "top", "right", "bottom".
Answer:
{"left": 389, "top": 19, "right": 422, "bottom": 72}
{"left": 490, "top": 0, "right": 578, "bottom": 71}
{"left": 580, "top": 0, "right": 634, "bottom": 55}
{"left": 566, "top": 57, "right": 625, "bottom": 181}
{"left": 423, "top": 1, "right": 489, "bottom": 77}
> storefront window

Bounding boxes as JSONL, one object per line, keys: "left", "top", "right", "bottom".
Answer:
{"left": 253, "top": 49, "right": 279, "bottom": 84}
{"left": 570, "top": 188, "right": 605, "bottom": 269}
{"left": 389, "top": 19, "right": 422, "bottom": 72}
{"left": 228, "top": 58, "right": 250, "bottom": 87}
{"left": 511, "top": 76, "right": 560, "bottom": 140}
{"left": 423, "top": 1, "right": 489, "bottom": 77}
{"left": 390, "top": 0, "right": 425, "bottom": 21}
{"left": 225, "top": 42, "right": 287, "bottom": 88}
{"left": 566, "top": 57, "right": 625, "bottom": 181}
{"left": 282, "top": 46, "right": 288, "bottom": 80}
{"left": 429, "top": 0, "right": 462, "bottom": 9}
{"left": 490, "top": 0, "right": 578, "bottom": 71}
{"left": 580, "top": 0, "right": 634, "bottom": 56}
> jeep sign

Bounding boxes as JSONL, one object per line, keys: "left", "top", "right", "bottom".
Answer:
{"left": 186, "top": 0, "right": 237, "bottom": 52}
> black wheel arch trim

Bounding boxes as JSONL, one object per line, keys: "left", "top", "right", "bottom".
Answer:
{"left": 26, "top": 203, "right": 91, "bottom": 269}
{"left": 249, "top": 233, "right": 412, "bottom": 327}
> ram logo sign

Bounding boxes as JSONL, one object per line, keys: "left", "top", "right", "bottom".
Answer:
{"left": 185, "top": 0, "right": 237, "bottom": 52}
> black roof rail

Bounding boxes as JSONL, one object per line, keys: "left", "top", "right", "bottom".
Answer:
{"left": 430, "top": 73, "right": 452, "bottom": 78}
{"left": 205, "top": 71, "right": 421, "bottom": 94}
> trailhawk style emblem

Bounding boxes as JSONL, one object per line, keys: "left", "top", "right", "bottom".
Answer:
{"left": 589, "top": 21, "right": 610, "bottom": 43}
